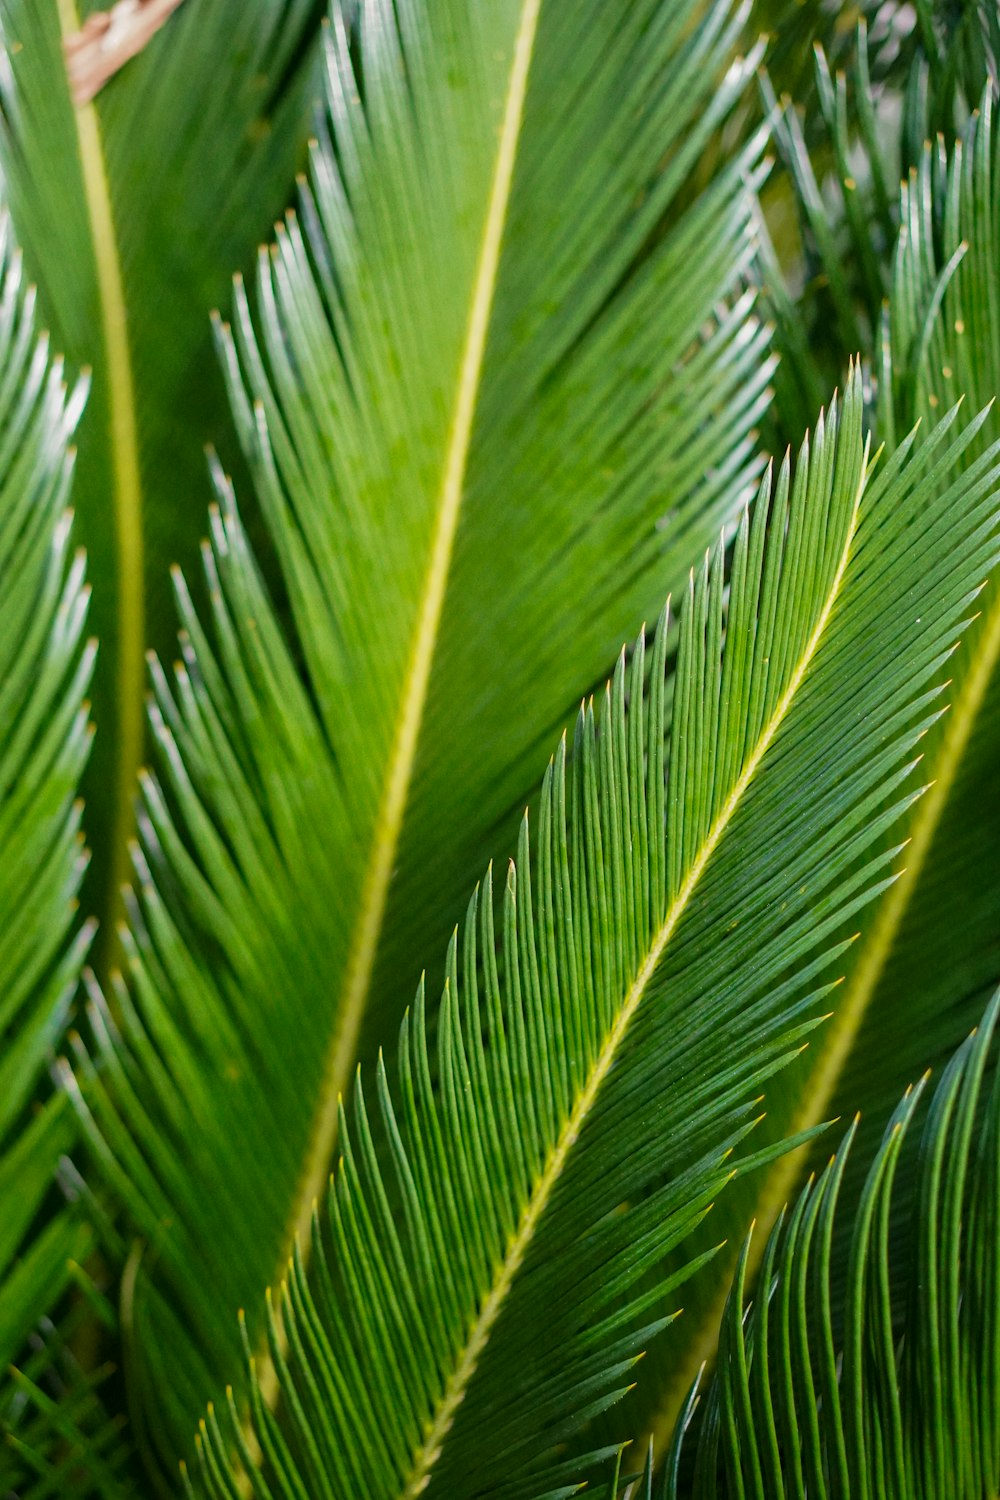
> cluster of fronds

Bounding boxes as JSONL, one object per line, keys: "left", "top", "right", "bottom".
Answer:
{"left": 2, "top": 1, "right": 1000, "bottom": 1497}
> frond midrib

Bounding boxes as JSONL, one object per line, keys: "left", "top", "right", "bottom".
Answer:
{"left": 392, "top": 476, "right": 863, "bottom": 1500}
{"left": 268, "top": 0, "right": 544, "bottom": 1377}
{"left": 642, "top": 562, "right": 1000, "bottom": 1458}
{"left": 56, "top": 0, "right": 143, "bottom": 964}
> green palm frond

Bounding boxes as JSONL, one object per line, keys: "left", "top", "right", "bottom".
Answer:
{"left": 0, "top": 0, "right": 322, "bottom": 931}
{"left": 657, "top": 985, "right": 1000, "bottom": 1499}
{"left": 809, "top": 84, "right": 1000, "bottom": 1171}
{"left": 635, "top": 31, "right": 1000, "bottom": 1450}
{"left": 169, "top": 370, "right": 1000, "bottom": 1498}
{"left": 0, "top": 211, "right": 99, "bottom": 1479}
{"left": 216, "top": 0, "right": 773, "bottom": 1067}
{"left": 60, "top": 0, "right": 779, "bottom": 1467}
{"left": 808, "top": 68, "right": 1000, "bottom": 1114}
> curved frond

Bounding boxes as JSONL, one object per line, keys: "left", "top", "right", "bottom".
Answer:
{"left": 65, "top": 0, "right": 777, "bottom": 1466}
{"left": 812, "top": 83, "right": 1000, "bottom": 1196}
{"left": 0, "top": 0, "right": 322, "bottom": 929}
{"left": 0, "top": 212, "right": 98, "bottom": 1481}
{"left": 660, "top": 986, "right": 1000, "bottom": 1499}
{"left": 168, "top": 371, "right": 1000, "bottom": 1498}
{"left": 635, "top": 42, "right": 1000, "bottom": 1449}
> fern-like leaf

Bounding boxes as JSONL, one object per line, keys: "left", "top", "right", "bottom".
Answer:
{"left": 0, "top": 209, "right": 100, "bottom": 1487}
{"left": 0, "top": 0, "right": 322, "bottom": 929}
{"left": 634, "top": 38, "right": 1000, "bottom": 1454}
{"left": 659, "top": 985, "right": 1000, "bottom": 1498}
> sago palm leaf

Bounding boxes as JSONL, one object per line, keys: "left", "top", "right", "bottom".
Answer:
{"left": 170, "top": 370, "right": 1000, "bottom": 1498}
{"left": 631, "top": 28, "right": 1000, "bottom": 1451}
{"left": 0, "top": 211, "right": 100, "bottom": 1483}
{"left": 657, "top": 986, "right": 1000, "bottom": 1499}
{"left": 811, "top": 84, "right": 1000, "bottom": 1203}
{"left": 215, "top": 0, "right": 774, "bottom": 1072}
{"left": 64, "top": 0, "right": 777, "bottom": 1468}
{"left": 774, "top": 39, "right": 1000, "bottom": 1144}
{"left": 0, "top": 0, "right": 322, "bottom": 931}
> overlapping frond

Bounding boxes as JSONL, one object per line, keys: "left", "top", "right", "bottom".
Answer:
{"left": 630, "top": 29, "right": 1000, "bottom": 1453}
{"left": 219, "top": 0, "right": 775, "bottom": 1076}
{"left": 171, "top": 372, "right": 1000, "bottom": 1498}
{"left": 659, "top": 987, "right": 1000, "bottom": 1498}
{"left": 64, "top": 0, "right": 778, "bottom": 1466}
{"left": 814, "top": 83, "right": 1000, "bottom": 1179}
{"left": 0, "top": 213, "right": 98, "bottom": 1480}
{"left": 0, "top": 0, "right": 322, "bottom": 927}
{"left": 795, "top": 60, "right": 1000, "bottom": 1130}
